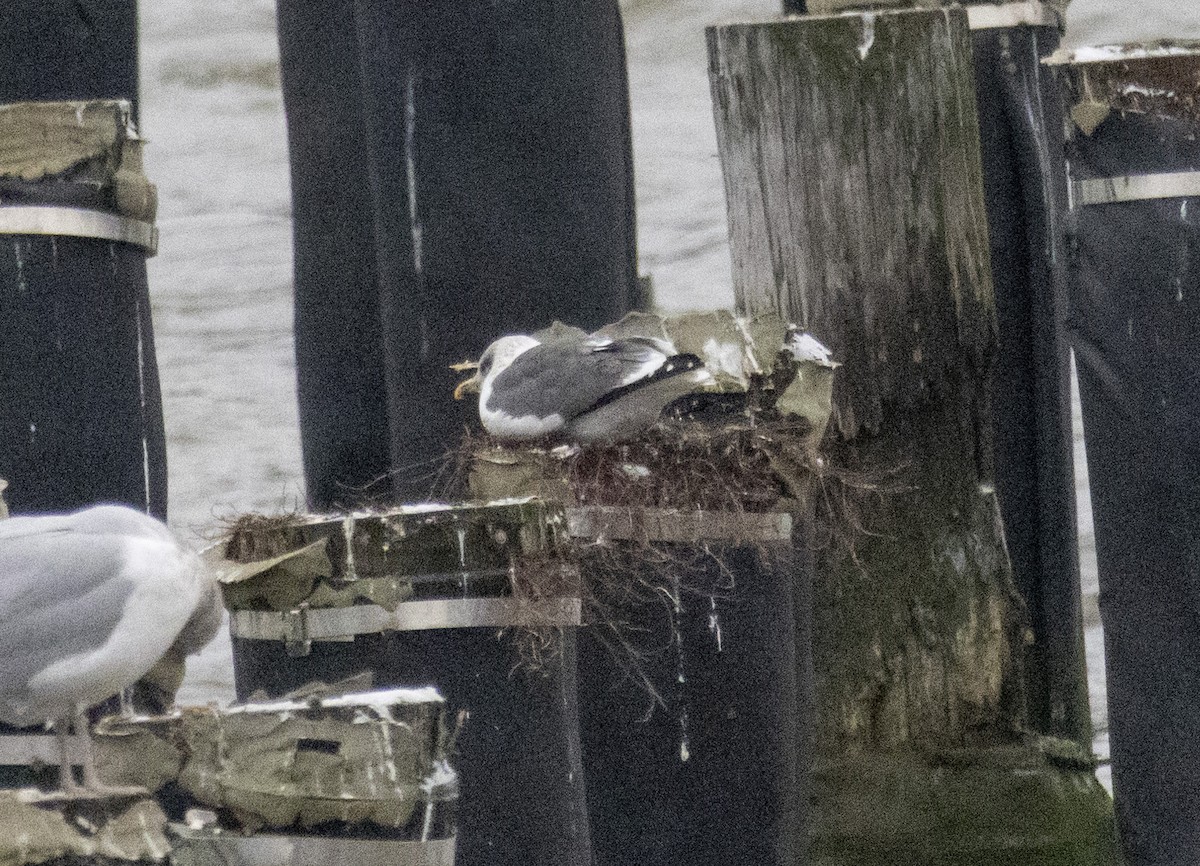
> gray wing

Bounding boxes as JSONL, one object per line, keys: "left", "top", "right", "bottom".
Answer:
{"left": 0, "top": 523, "right": 134, "bottom": 694}
{"left": 486, "top": 338, "right": 671, "bottom": 422}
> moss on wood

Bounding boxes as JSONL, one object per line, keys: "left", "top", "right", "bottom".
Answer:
{"left": 812, "top": 746, "right": 1120, "bottom": 865}
{"left": 709, "top": 8, "right": 1119, "bottom": 862}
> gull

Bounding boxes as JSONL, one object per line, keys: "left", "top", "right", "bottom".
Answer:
{"left": 454, "top": 332, "right": 715, "bottom": 443}
{"left": 0, "top": 504, "right": 218, "bottom": 796}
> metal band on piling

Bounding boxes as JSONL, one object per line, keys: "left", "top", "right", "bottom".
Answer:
{"left": 0, "top": 205, "right": 158, "bottom": 254}
{"left": 170, "top": 826, "right": 457, "bottom": 866}
{"left": 1072, "top": 171, "right": 1200, "bottom": 206}
{"left": 965, "top": 1, "right": 1059, "bottom": 30}
{"left": 230, "top": 596, "right": 583, "bottom": 642}
{"left": 566, "top": 506, "right": 792, "bottom": 543}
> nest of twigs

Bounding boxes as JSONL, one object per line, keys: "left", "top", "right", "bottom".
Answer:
{"left": 221, "top": 511, "right": 309, "bottom": 562}
{"left": 565, "top": 418, "right": 811, "bottom": 513}
{"left": 457, "top": 387, "right": 818, "bottom": 511}
{"left": 454, "top": 407, "right": 823, "bottom": 694}
{"left": 1064, "top": 47, "right": 1200, "bottom": 128}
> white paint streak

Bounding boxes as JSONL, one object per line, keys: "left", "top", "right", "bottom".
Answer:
{"left": 456, "top": 527, "right": 467, "bottom": 567}
{"left": 135, "top": 297, "right": 152, "bottom": 513}
{"left": 12, "top": 240, "right": 26, "bottom": 295}
{"left": 857, "top": 13, "right": 876, "bottom": 61}
{"left": 786, "top": 331, "right": 837, "bottom": 366}
{"left": 1063, "top": 44, "right": 1200, "bottom": 63}
{"left": 227, "top": 686, "right": 444, "bottom": 715}
{"left": 404, "top": 68, "right": 423, "bottom": 274}
{"left": 708, "top": 595, "right": 723, "bottom": 652}
{"left": 1122, "top": 83, "right": 1176, "bottom": 98}
{"left": 343, "top": 513, "right": 358, "bottom": 580}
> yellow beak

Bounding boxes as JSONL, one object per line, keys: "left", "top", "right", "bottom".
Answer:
{"left": 452, "top": 360, "right": 482, "bottom": 400}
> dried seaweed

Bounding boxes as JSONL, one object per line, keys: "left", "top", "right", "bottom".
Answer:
{"left": 1060, "top": 49, "right": 1200, "bottom": 134}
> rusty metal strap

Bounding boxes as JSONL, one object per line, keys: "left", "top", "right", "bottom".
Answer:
{"left": 231, "top": 596, "right": 582, "bottom": 642}
{"left": 566, "top": 506, "right": 792, "bottom": 543}
{"left": 965, "top": 1, "right": 1059, "bottom": 29}
{"left": 1072, "top": 172, "right": 1200, "bottom": 206}
{"left": 0, "top": 205, "right": 158, "bottom": 254}
{"left": 170, "top": 826, "right": 456, "bottom": 866}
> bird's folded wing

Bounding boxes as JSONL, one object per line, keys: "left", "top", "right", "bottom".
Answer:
{"left": 487, "top": 339, "right": 674, "bottom": 422}
{"left": 0, "top": 537, "right": 133, "bottom": 693}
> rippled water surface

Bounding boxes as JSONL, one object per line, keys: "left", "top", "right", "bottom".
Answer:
{"left": 142, "top": 0, "right": 1193, "bottom": 781}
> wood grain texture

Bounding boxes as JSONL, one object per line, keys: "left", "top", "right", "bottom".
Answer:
{"left": 708, "top": 9, "right": 996, "bottom": 440}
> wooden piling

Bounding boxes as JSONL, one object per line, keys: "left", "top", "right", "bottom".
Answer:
{"left": 1056, "top": 45, "right": 1200, "bottom": 864}
{"left": 218, "top": 503, "right": 589, "bottom": 866}
{"left": 282, "top": 0, "right": 640, "bottom": 504}
{"left": 970, "top": 15, "right": 1091, "bottom": 746}
{"left": 708, "top": 9, "right": 1118, "bottom": 862}
{"left": 466, "top": 409, "right": 817, "bottom": 866}
{"left": 0, "top": 99, "right": 166, "bottom": 518}
{"left": 0, "top": 0, "right": 139, "bottom": 117}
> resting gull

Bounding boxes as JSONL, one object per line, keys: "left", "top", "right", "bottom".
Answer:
{"left": 0, "top": 504, "right": 217, "bottom": 795}
{"left": 454, "top": 332, "right": 715, "bottom": 443}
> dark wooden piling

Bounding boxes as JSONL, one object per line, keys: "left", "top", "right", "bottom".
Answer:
{"left": 572, "top": 508, "right": 809, "bottom": 866}
{"left": 277, "top": 0, "right": 392, "bottom": 510}
{"left": 0, "top": 100, "right": 165, "bottom": 519}
{"left": 219, "top": 503, "right": 590, "bottom": 866}
{"left": 0, "top": 0, "right": 139, "bottom": 117}
{"left": 467, "top": 425, "right": 817, "bottom": 866}
{"left": 279, "top": 0, "right": 639, "bottom": 504}
{"left": 708, "top": 9, "right": 1118, "bottom": 862}
{"left": 1057, "top": 46, "right": 1200, "bottom": 865}
{"left": 0, "top": 101, "right": 165, "bottom": 518}
{"left": 969, "top": 13, "right": 1091, "bottom": 746}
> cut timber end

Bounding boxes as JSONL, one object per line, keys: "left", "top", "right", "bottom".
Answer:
{"left": 708, "top": 8, "right": 996, "bottom": 440}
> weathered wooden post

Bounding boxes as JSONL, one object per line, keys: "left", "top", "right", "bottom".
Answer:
{"left": 708, "top": 9, "right": 1118, "bottom": 862}
{"left": 1056, "top": 45, "right": 1200, "bottom": 865}
{"left": 773, "top": 0, "right": 1091, "bottom": 746}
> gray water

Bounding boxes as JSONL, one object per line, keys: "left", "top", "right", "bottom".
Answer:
{"left": 145, "top": 0, "right": 1199, "bottom": 786}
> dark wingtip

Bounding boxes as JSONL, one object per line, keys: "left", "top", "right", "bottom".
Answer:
{"left": 662, "top": 353, "right": 704, "bottom": 375}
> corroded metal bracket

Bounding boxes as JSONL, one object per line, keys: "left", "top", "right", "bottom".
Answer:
{"left": 231, "top": 596, "right": 583, "bottom": 646}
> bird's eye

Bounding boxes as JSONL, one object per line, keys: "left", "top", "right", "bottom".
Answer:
{"left": 479, "top": 356, "right": 494, "bottom": 377}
